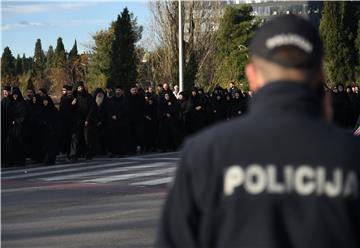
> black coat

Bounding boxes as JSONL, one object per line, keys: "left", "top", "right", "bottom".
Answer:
{"left": 157, "top": 82, "right": 360, "bottom": 248}
{"left": 5, "top": 97, "right": 27, "bottom": 165}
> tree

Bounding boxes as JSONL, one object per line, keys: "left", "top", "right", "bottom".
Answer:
{"left": 54, "top": 37, "right": 67, "bottom": 68}
{"left": 320, "top": 2, "right": 360, "bottom": 84}
{"left": 33, "top": 39, "right": 46, "bottom": 73}
{"left": 108, "top": 7, "right": 142, "bottom": 89}
{"left": 68, "top": 40, "right": 78, "bottom": 62}
{"left": 26, "top": 77, "right": 35, "bottom": 91}
{"left": 86, "top": 25, "right": 115, "bottom": 90}
{"left": 1, "top": 47, "right": 16, "bottom": 82}
{"left": 213, "top": 5, "right": 260, "bottom": 88}
{"left": 149, "top": 1, "right": 224, "bottom": 89}
{"left": 15, "top": 54, "right": 23, "bottom": 75}
{"left": 46, "top": 45, "right": 55, "bottom": 68}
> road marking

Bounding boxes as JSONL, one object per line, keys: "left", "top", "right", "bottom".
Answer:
{"left": 42, "top": 162, "right": 176, "bottom": 181}
{"left": 1, "top": 160, "right": 100, "bottom": 175}
{"left": 126, "top": 157, "right": 180, "bottom": 161}
{"left": 82, "top": 167, "right": 176, "bottom": 183}
{"left": 131, "top": 177, "right": 173, "bottom": 186}
{"left": 2, "top": 161, "right": 136, "bottom": 180}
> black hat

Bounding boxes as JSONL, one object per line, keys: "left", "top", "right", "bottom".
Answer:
{"left": 38, "top": 88, "right": 48, "bottom": 95}
{"left": 76, "top": 81, "right": 85, "bottom": 87}
{"left": 3, "top": 85, "right": 11, "bottom": 91}
{"left": 63, "top": 84, "right": 73, "bottom": 91}
{"left": 249, "top": 14, "right": 323, "bottom": 68}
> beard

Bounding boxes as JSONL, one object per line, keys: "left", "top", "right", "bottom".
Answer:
{"left": 96, "top": 94, "right": 104, "bottom": 106}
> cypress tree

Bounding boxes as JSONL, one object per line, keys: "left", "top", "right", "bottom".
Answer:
{"left": 108, "top": 7, "right": 141, "bottom": 89}
{"left": 21, "top": 53, "right": 28, "bottom": 72}
{"left": 54, "top": 37, "right": 67, "bottom": 67}
{"left": 1, "top": 47, "right": 16, "bottom": 79}
{"left": 46, "top": 45, "right": 55, "bottom": 68}
{"left": 320, "top": 2, "right": 356, "bottom": 84}
{"left": 26, "top": 77, "right": 35, "bottom": 91}
{"left": 33, "top": 39, "right": 46, "bottom": 73}
{"left": 69, "top": 39, "right": 78, "bottom": 62}
{"left": 15, "top": 54, "right": 23, "bottom": 75}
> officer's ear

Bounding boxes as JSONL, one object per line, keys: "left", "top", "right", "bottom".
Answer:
{"left": 245, "top": 62, "right": 264, "bottom": 93}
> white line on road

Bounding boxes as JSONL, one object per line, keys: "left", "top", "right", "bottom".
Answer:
{"left": 131, "top": 177, "right": 173, "bottom": 186}
{"left": 2, "top": 161, "right": 136, "bottom": 180}
{"left": 42, "top": 162, "right": 176, "bottom": 181}
{"left": 1, "top": 160, "right": 99, "bottom": 176}
{"left": 82, "top": 167, "right": 176, "bottom": 184}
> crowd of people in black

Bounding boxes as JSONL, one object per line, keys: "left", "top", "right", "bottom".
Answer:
{"left": 1, "top": 81, "right": 360, "bottom": 167}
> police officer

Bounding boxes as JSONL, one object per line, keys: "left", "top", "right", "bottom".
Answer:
{"left": 156, "top": 15, "right": 360, "bottom": 248}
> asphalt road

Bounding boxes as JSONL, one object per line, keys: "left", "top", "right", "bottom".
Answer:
{"left": 2, "top": 152, "right": 180, "bottom": 248}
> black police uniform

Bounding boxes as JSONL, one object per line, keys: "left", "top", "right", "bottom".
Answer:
{"left": 156, "top": 14, "right": 360, "bottom": 248}
{"left": 157, "top": 82, "right": 360, "bottom": 248}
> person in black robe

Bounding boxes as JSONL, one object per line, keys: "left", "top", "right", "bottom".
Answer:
{"left": 107, "top": 85, "right": 130, "bottom": 156}
{"left": 187, "top": 87, "right": 207, "bottom": 135}
{"left": 157, "top": 93, "right": 181, "bottom": 151}
{"left": 59, "top": 85, "right": 75, "bottom": 158}
{"left": 1, "top": 85, "right": 12, "bottom": 165}
{"left": 38, "top": 95, "right": 59, "bottom": 165}
{"left": 332, "top": 84, "right": 351, "bottom": 128}
{"left": 5, "top": 87, "right": 27, "bottom": 167}
{"left": 211, "top": 87, "right": 227, "bottom": 123}
{"left": 227, "top": 90, "right": 247, "bottom": 119}
{"left": 24, "top": 88, "right": 42, "bottom": 163}
{"left": 69, "top": 81, "right": 93, "bottom": 161}
{"left": 127, "top": 85, "right": 145, "bottom": 153}
{"left": 144, "top": 92, "right": 158, "bottom": 152}
{"left": 177, "top": 92, "right": 190, "bottom": 138}
{"left": 85, "top": 88, "right": 109, "bottom": 159}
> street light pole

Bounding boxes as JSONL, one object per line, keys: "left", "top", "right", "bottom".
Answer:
{"left": 178, "top": 0, "right": 184, "bottom": 92}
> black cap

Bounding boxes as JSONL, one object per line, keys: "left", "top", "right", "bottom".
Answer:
{"left": 249, "top": 14, "right": 323, "bottom": 68}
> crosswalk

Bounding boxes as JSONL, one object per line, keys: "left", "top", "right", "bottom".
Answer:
{"left": 1, "top": 152, "right": 180, "bottom": 187}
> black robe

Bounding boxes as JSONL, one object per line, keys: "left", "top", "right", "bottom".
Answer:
{"left": 127, "top": 94, "right": 145, "bottom": 152}
{"left": 144, "top": 99, "right": 158, "bottom": 152}
{"left": 188, "top": 94, "right": 207, "bottom": 135}
{"left": 69, "top": 92, "right": 93, "bottom": 160}
{"left": 85, "top": 99, "right": 109, "bottom": 158}
{"left": 38, "top": 101, "right": 59, "bottom": 165}
{"left": 5, "top": 98, "right": 27, "bottom": 166}
{"left": 107, "top": 95, "right": 130, "bottom": 155}
{"left": 59, "top": 94, "right": 75, "bottom": 156}
{"left": 24, "top": 96, "right": 42, "bottom": 162}
{"left": 158, "top": 98, "right": 180, "bottom": 151}
{"left": 1, "top": 96, "right": 11, "bottom": 164}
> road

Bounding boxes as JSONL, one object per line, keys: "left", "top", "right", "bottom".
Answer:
{"left": 1, "top": 152, "right": 179, "bottom": 248}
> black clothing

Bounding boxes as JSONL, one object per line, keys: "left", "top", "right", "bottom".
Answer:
{"left": 158, "top": 98, "right": 180, "bottom": 151}
{"left": 211, "top": 95, "right": 226, "bottom": 123}
{"left": 144, "top": 99, "right": 158, "bottom": 152}
{"left": 157, "top": 82, "right": 360, "bottom": 248}
{"left": 227, "top": 96, "right": 247, "bottom": 119}
{"left": 38, "top": 98, "right": 59, "bottom": 165}
{"left": 1, "top": 96, "right": 11, "bottom": 164}
{"left": 86, "top": 96, "right": 108, "bottom": 158}
{"left": 127, "top": 94, "right": 145, "bottom": 152}
{"left": 188, "top": 94, "right": 207, "bottom": 135}
{"left": 108, "top": 95, "right": 130, "bottom": 155}
{"left": 69, "top": 91, "right": 93, "bottom": 159}
{"left": 5, "top": 96, "right": 27, "bottom": 166}
{"left": 24, "top": 96, "right": 42, "bottom": 162}
{"left": 333, "top": 91, "right": 352, "bottom": 128}
{"left": 59, "top": 94, "right": 75, "bottom": 156}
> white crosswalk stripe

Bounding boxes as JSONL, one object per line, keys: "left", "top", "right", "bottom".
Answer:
{"left": 2, "top": 153, "right": 179, "bottom": 187}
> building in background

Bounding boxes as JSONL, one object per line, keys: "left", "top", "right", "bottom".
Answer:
{"left": 232, "top": 1, "right": 323, "bottom": 28}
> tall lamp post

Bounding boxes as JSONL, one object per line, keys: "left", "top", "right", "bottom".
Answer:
{"left": 178, "top": 0, "right": 184, "bottom": 92}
